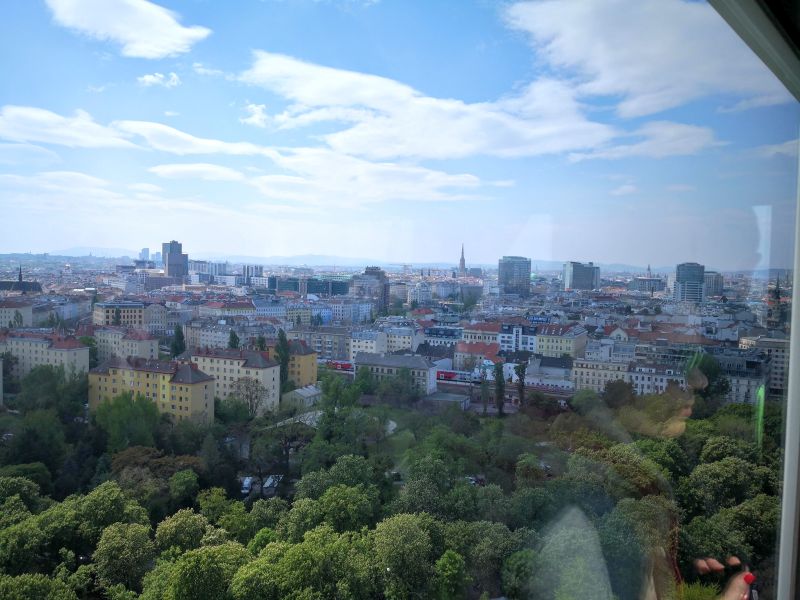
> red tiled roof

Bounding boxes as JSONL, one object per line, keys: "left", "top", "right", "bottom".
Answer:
{"left": 0, "top": 300, "right": 32, "bottom": 308}
{"left": 455, "top": 341, "right": 501, "bottom": 359}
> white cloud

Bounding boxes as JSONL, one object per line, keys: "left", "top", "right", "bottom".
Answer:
{"left": 610, "top": 184, "right": 637, "bottom": 196}
{"left": 0, "top": 105, "right": 136, "bottom": 149}
{"left": 503, "top": 0, "right": 792, "bottom": 118}
{"left": 137, "top": 72, "right": 181, "bottom": 88}
{"left": 239, "top": 51, "right": 616, "bottom": 159}
{"left": 149, "top": 150, "right": 484, "bottom": 208}
{"left": 128, "top": 182, "right": 163, "bottom": 192}
{"left": 0, "top": 170, "right": 116, "bottom": 198}
{"left": 113, "top": 120, "right": 278, "bottom": 157}
{"left": 45, "top": 0, "right": 211, "bottom": 59}
{"left": 240, "top": 104, "right": 269, "bottom": 128}
{"left": 87, "top": 84, "right": 106, "bottom": 93}
{"left": 164, "top": 111, "right": 180, "bottom": 117}
{"left": 570, "top": 121, "right": 719, "bottom": 161}
{"left": 238, "top": 50, "right": 724, "bottom": 162}
{"left": 193, "top": 62, "right": 224, "bottom": 76}
{"left": 756, "top": 139, "right": 799, "bottom": 158}
{"left": 0, "top": 143, "right": 61, "bottom": 166}
{"left": 254, "top": 147, "right": 483, "bottom": 207}
{"left": 150, "top": 163, "right": 246, "bottom": 181}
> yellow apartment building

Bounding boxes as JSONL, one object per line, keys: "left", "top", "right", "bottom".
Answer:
{"left": 89, "top": 357, "right": 214, "bottom": 423}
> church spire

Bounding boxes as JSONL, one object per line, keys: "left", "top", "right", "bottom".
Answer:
{"left": 459, "top": 243, "right": 466, "bottom": 275}
{"left": 18, "top": 265, "right": 22, "bottom": 283}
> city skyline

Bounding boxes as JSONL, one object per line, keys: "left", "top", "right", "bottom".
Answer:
{"left": 0, "top": 0, "right": 798, "bottom": 270}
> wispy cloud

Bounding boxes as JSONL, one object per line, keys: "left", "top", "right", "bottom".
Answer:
{"left": 192, "top": 62, "right": 224, "bottom": 76}
{"left": 149, "top": 163, "right": 246, "bottom": 182}
{"left": 611, "top": 184, "right": 637, "bottom": 196}
{"left": 238, "top": 51, "right": 722, "bottom": 162}
{"left": 149, "top": 151, "right": 485, "bottom": 208}
{"left": 570, "top": 121, "right": 720, "bottom": 161}
{"left": 0, "top": 143, "right": 61, "bottom": 166}
{"left": 504, "top": 0, "right": 791, "bottom": 118}
{"left": 112, "top": 120, "right": 277, "bottom": 157}
{"left": 45, "top": 0, "right": 211, "bottom": 59}
{"left": 239, "top": 51, "right": 616, "bottom": 160}
{"left": 756, "top": 139, "right": 798, "bottom": 158}
{"left": 128, "top": 182, "right": 162, "bottom": 193}
{"left": 0, "top": 106, "right": 136, "bottom": 149}
{"left": 137, "top": 72, "right": 181, "bottom": 88}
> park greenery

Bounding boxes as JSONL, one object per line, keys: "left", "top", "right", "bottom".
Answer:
{"left": 0, "top": 357, "right": 785, "bottom": 599}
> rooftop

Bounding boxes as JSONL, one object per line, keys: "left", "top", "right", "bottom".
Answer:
{"left": 354, "top": 352, "right": 435, "bottom": 370}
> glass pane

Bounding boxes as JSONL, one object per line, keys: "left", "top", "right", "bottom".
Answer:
{"left": 0, "top": 1, "right": 796, "bottom": 599}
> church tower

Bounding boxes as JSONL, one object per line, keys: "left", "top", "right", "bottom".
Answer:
{"left": 459, "top": 244, "right": 466, "bottom": 276}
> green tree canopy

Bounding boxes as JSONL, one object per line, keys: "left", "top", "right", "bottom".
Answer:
{"left": 93, "top": 522, "right": 154, "bottom": 591}
{"left": 155, "top": 509, "right": 209, "bottom": 553}
{"left": 171, "top": 324, "right": 186, "bottom": 357}
{"left": 228, "top": 330, "right": 240, "bottom": 350}
{"left": 95, "top": 392, "right": 160, "bottom": 453}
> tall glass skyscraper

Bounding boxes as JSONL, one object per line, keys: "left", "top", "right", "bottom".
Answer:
{"left": 498, "top": 256, "right": 531, "bottom": 297}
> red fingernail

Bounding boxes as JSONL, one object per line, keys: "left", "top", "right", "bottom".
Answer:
{"left": 743, "top": 573, "right": 756, "bottom": 585}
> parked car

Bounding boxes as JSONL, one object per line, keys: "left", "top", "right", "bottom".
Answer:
{"left": 261, "top": 474, "right": 284, "bottom": 497}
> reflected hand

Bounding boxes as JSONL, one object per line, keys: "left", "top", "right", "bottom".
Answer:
{"left": 694, "top": 556, "right": 752, "bottom": 600}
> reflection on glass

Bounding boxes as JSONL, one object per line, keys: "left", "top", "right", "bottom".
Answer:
{"left": 0, "top": 1, "right": 796, "bottom": 599}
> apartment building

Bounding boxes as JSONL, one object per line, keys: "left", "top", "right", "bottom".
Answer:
{"left": 739, "top": 336, "right": 790, "bottom": 399}
{"left": 198, "top": 301, "right": 256, "bottom": 319}
{"left": 707, "top": 347, "right": 771, "bottom": 405}
{"left": 0, "top": 330, "right": 89, "bottom": 378}
{"left": 353, "top": 352, "right": 437, "bottom": 396}
{"left": 462, "top": 322, "right": 501, "bottom": 344}
{"left": 183, "top": 319, "right": 279, "bottom": 351}
{"left": 383, "top": 326, "right": 423, "bottom": 353}
{"left": 288, "top": 326, "right": 352, "bottom": 361}
{"left": 94, "top": 327, "right": 159, "bottom": 362}
{"left": 454, "top": 341, "right": 501, "bottom": 371}
{"left": 89, "top": 357, "right": 214, "bottom": 424}
{"left": 536, "top": 324, "right": 588, "bottom": 358}
{"left": 0, "top": 300, "right": 34, "bottom": 327}
{"left": 627, "top": 364, "right": 686, "bottom": 395}
{"left": 263, "top": 340, "right": 318, "bottom": 387}
{"left": 572, "top": 359, "right": 631, "bottom": 393}
{"left": 188, "top": 348, "right": 280, "bottom": 414}
{"left": 350, "top": 330, "right": 388, "bottom": 361}
{"left": 92, "top": 301, "right": 167, "bottom": 335}
{"left": 93, "top": 301, "right": 145, "bottom": 327}
{"left": 498, "top": 323, "right": 537, "bottom": 353}
{"left": 423, "top": 326, "right": 463, "bottom": 347}
{"left": 572, "top": 359, "right": 685, "bottom": 395}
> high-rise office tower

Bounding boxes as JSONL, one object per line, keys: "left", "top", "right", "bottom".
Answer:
{"left": 563, "top": 261, "right": 600, "bottom": 290}
{"left": 162, "top": 240, "right": 188, "bottom": 278}
{"left": 674, "top": 262, "right": 705, "bottom": 302}
{"left": 704, "top": 271, "right": 724, "bottom": 297}
{"left": 498, "top": 256, "right": 532, "bottom": 297}
{"left": 139, "top": 248, "right": 149, "bottom": 261}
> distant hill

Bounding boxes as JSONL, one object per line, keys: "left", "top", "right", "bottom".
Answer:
{"left": 56, "top": 247, "right": 138, "bottom": 258}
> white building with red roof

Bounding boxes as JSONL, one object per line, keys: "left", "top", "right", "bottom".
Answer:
{"left": 0, "top": 329, "right": 89, "bottom": 378}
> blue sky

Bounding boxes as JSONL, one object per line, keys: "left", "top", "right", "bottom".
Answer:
{"left": 0, "top": 0, "right": 798, "bottom": 270}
